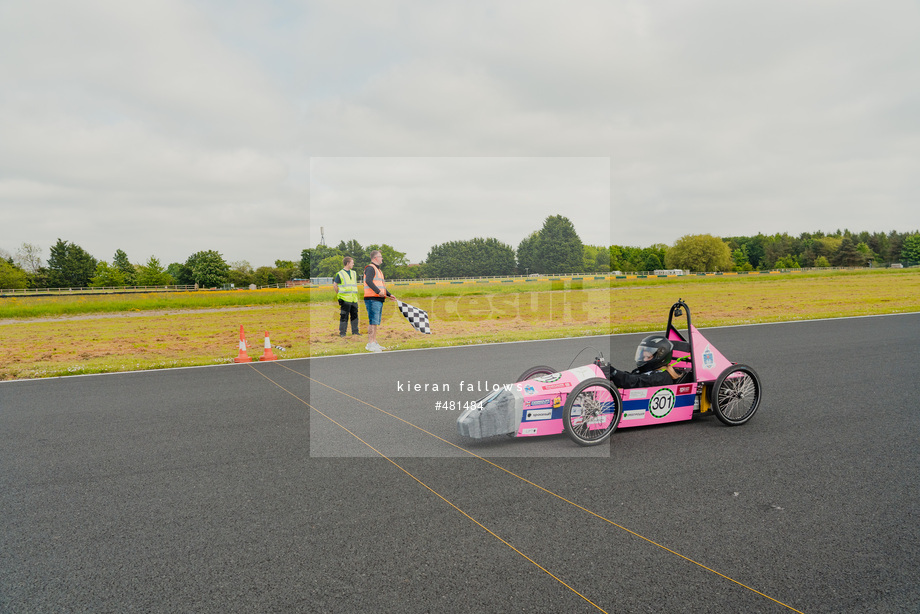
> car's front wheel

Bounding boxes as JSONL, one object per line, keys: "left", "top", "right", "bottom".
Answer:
{"left": 562, "top": 377, "right": 621, "bottom": 446}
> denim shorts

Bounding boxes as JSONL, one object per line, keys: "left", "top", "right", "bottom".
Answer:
{"left": 364, "top": 299, "right": 384, "bottom": 325}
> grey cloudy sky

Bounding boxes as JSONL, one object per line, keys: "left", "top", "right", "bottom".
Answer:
{"left": 1, "top": 0, "right": 918, "bottom": 268}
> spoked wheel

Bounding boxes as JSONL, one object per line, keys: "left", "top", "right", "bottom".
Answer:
{"left": 563, "top": 377, "right": 622, "bottom": 446}
{"left": 516, "top": 365, "right": 556, "bottom": 382}
{"left": 712, "top": 364, "right": 762, "bottom": 426}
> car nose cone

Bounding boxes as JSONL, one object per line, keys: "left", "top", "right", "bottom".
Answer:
{"left": 457, "top": 389, "right": 521, "bottom": 439}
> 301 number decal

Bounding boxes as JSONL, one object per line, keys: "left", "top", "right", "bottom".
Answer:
{"left": 649, "top": 388, "right": 676, "bottom": 418}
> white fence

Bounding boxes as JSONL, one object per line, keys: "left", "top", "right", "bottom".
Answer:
{"left": 2, "top": 265, "right": 913, "bottom": 294}
{"left": 0, "top": 285, "right": 198, "bottom": 296}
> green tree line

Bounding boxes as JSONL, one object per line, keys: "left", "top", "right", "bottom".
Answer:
{"left": 3, "top": 225, "right": 919, "bottom": 290}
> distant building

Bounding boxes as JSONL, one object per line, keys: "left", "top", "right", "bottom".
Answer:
{"left": 654, "top": 269, "right": 685, "bottom": 276}
{"left": 286, "top": 278, "right": 311, "bottom": 287}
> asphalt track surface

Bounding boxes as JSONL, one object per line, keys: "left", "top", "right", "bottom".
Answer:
{"left": 2, "top": 314, "right": 919, "bottom": 613}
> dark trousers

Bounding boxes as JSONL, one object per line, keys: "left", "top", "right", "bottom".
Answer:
{"left": 339, "top": 300, "right": 359, "bottom": 335}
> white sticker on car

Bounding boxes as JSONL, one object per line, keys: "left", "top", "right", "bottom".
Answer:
{"left": 702, "top": 345, "right": 715, "bottom": 370}
{"left": 649, "top": 388, "right": 676, "bottom": 418}
{"left": 569, "top": 366, "right": 597, "bottom": 382}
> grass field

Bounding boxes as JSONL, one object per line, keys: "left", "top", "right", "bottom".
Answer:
{"left": 1, "top": 268, "right": 918, "bottom": 381}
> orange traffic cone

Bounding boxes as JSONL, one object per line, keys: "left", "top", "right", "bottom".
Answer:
{"left": 234, "top": 325, "right": 252, "bottom": 363}
{"left": 261, "top": 331, "right": 279, "bottom": 361}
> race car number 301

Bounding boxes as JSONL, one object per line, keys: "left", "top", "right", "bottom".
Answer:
{"left": 649, "top": 388, "right": 676, "bottom": 418}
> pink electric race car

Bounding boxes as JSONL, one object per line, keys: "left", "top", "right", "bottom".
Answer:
{"left": 457, "top": 299, "right": 762, "bottom": 446}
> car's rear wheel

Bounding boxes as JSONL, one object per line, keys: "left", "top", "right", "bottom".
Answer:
{"left": 563, "top": 377, "right": 621, "bottom": 446}
{"left": 712, "top": 364, "right": 762, "bottom": 426}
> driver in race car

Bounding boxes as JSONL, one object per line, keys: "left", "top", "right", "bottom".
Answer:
{"left": 602, "top": 335, "right": 687, "bottom": 389}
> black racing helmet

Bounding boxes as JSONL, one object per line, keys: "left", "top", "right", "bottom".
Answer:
{"left": 634, "top": 335, "right": 673, "bottom": 371}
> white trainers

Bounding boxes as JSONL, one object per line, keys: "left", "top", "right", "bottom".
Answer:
{"left": 365, "top": 342, "right": 383, "bottom": 353}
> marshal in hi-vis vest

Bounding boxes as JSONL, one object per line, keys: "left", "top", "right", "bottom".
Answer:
{"left": 363, "top": 263, "right": 387, "bottom": 298}
{"left": 336, "top": 269, "right": 359, "bottom": 303}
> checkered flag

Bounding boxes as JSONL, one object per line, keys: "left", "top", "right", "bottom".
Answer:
{"left": 396, "top": 300, "right": 431, "bottom": 334}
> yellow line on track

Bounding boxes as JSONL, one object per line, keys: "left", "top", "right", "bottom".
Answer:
{"left": 262, "top": 361, "right": 805, "bottom": 614}
{"left": 248, "top": 364, "right": 609, "bottom": 613}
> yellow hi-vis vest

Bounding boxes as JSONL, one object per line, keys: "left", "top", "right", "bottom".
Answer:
{"left": 363, "top": 263, "right": 386, "bottom": 298}
{"left": 336, "top": 269, "right": 359, "bottom": 302}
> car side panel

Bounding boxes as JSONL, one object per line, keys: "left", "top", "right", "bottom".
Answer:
{"left": 617, "top": 382, "right": 697, "bottom": 428}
